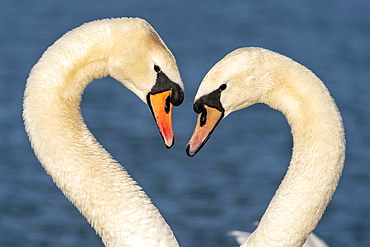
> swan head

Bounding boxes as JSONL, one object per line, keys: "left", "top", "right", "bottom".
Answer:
{"left": 186, "top": 47, "right": 275, "bottom": 156}
{"left": 107, "top": 18, "right": 184, "bottom": 148}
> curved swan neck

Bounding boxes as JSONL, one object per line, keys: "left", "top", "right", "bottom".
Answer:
{"left": 23, "top": 18, "right": 179, "bottom": 247}
{"left": 244, "top": 60, "right": 345, "bottom": 246}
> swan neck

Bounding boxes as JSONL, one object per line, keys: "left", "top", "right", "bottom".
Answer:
{"left": 23, "top": 19, "right": 179, "bottom": 247}
{"left": 245, "top": 65, "right": 345, "bottom": 246}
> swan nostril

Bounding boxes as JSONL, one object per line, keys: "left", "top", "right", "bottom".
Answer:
{"left": 200, "top": 107, "right": 207, "bottom": 127}
{"left": 165, "top": 96, "right": 171, "bottom": 114}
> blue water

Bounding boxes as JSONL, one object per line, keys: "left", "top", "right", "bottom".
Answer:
{"left": 1, "top": 1, "right": 369, "bottom": 246}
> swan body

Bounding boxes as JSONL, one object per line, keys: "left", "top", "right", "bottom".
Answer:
{"left": 229, "top": 231, "right": 329, "bottom": 247}
{"left": 23, "top": 18, "right": 184, "bottom": 247}
{"left": 187, "top": 47, "right": 345, "bottom": 246}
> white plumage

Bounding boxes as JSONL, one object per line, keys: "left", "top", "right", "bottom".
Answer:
{"left": 23, "top": 18, "right": 183, "bottom": 247}
{"left": 187, "top": 47, "right": 345, "bottom": 246}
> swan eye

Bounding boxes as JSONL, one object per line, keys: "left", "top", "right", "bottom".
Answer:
{"left": 219, "top": 84, "right": 227, "bottom": 91}
{"left": 154, "top": 65, "right": 161, "bottom": 73}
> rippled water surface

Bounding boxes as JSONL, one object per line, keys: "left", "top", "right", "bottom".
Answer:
{"left": 1, "top": 1, "right": 369, "bottom": 246}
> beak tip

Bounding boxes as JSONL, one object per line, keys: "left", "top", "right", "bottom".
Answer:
{"left": 186, "top": 143, "right": 196, "bottom": 157}
{"left": 164, "top": 137, "right": 175, "bottom": 149}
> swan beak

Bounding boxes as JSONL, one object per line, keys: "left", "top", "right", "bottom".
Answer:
{"left": 148, "top": 90, "right": 175, "bottom": 148}
{"left": 186, "top": 105, "right": 224, "bottom": 157}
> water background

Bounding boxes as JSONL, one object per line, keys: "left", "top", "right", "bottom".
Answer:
{"left": 1, "top": 1, "right": 369, "bottom": 246}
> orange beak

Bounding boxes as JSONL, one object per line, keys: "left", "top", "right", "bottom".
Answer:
{"left": 148, "top": 90, "right": 175, "bottom": 148}
{"left": 186, "top": 105, "right": 224, "bottom": 156}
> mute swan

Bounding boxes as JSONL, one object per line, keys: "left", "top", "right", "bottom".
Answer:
{"left": 23, "top": 18, "right": 184, "bottom": 247}
{"left": 186, "top": 47, "right": 345, "bottom": 246}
